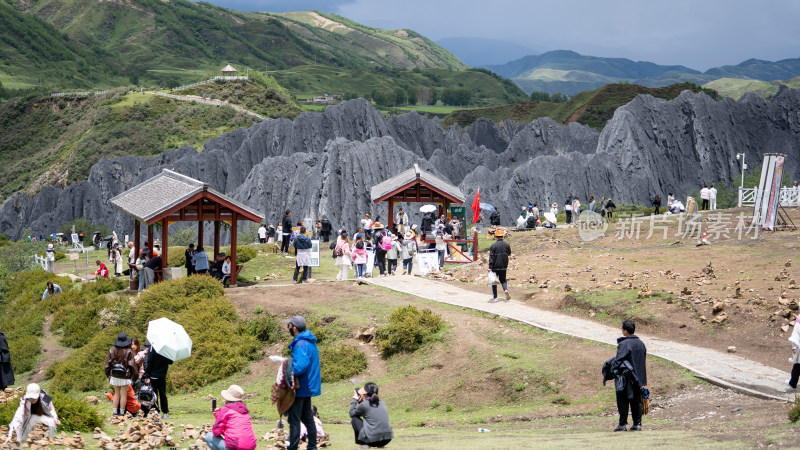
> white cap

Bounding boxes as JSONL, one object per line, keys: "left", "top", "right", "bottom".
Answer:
{"left": 24, "top": 383, "right": 41, "bottom": 399}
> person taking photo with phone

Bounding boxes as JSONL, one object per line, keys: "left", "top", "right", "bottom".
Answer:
{"left": 349, "top": 382, "right": 393, "bottom": 449}
{"left": 205, "top": 385, "right": 257, "bottom": 450}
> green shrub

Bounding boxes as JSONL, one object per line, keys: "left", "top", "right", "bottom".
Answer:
{"left": 319, "top": 344, "right": 367, "bottom": 382}
{"left": 50, "top": 393, "right": 105, "bottom": 432}
{"left": 50, "top": 326, "right": 128, "bottom": 392}
{"left": 168, "top": 246, "right": 186, "bottom": 267}
{"left": 789, "top": 394, "right": 800, "bottom": 423}
{"left": 376, "top": 306, "right": 443, "bottom": 358}
{"left": 128, "top": 275, "right": 225, "bottom": 331}
{"left": 37, "top": 251, "right": 66, "bottom": 261}
{"left": 246, "top": 313, "right": 281, "bottom": 344}
{"left": 235, "top": 246, "right": 257, "bottom": 263}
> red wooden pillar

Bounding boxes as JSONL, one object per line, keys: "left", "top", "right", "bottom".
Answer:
{"left": 214, "top": 221, "right": 220, "bottom": 259}
{"left": 198, "top": 221, "right": 204, "bottom": 248}
{"left": 148, "top": 224, "right": 153, "bottom": 252}
{"left": 161, "top": 219, "right": 168, "bottom": 271}
{"left": 387, "top": 200, "right": 394, "bottom": 234}
{"left": 134, "top": 221, "right": 140, "bottom": 259}
{"left": 230, "top": 213, "right": 238, "bottom": 286}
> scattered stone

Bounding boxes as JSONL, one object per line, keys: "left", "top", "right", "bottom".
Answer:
{"left": 787, "top": 259, "right": 792, "bottom": 267}
{"left": 711, "top": 313, "right": 727, "bottom": 324}
{"left": 564, "top": 284, "right": 573, "bottom": 292}
{"left": 789, "top": 280, "right": 799, "bottom": 290}
{"left": 782, "top": 325, "right": 790, "bottom": 332}
{"left": 85, "top": 395, "right": 99, "bottom": 405}
{"left": 712, "top": 301, "right": 725, "bottom": 314}
{"left": 727, "top": 346, "right": 737, "bottom": 353}
{"left": 701, "top": 262, "right": 716, "bottom": 278}
{"left": 681, "top": 287, "right": 692, "bottom": 296}
{"left": 357, "top": 327, "right": 376, "bottom": 343}
{"left": 734, "top": 281, "right": 743, "bottom": 298}
{"left": 637, "top": 284, "right": 652, "bottom": 298}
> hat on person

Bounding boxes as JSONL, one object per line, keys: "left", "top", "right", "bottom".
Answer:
{"left": 221, "top": 384, "right": 245, "bottom": 402}
{"left": 284, "top": 315, "right": 307, "bottom": 331}
{"left": 371, "top": 222, "right": 384, "bottom": 230}
{"left": 340, "top": 230, "right": 348, "bottom": 237}
{"left": 48, "top": 244, "right": 53, "bottom": 249}
{"left": 114, "top": 332, "right": 132, "bottom": 348}
{"left": 404, "top": 231, "right": 413, "bottom": 240}
{"left": 24, "top": 383, "right": 41, "bottom": 400}
{"left": 494, "top": 229, "right": 506, "bottom": 238}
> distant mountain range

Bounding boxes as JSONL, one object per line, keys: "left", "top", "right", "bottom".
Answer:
{"left": 484, "top": 50, "right": 800, "bottom": 95}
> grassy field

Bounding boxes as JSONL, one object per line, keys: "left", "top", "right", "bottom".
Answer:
{"left": 703, "top": 76, "right": 800, "bottom": 99}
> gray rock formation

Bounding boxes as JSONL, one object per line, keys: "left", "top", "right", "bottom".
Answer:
{"left": 2, "top": 89, "right": 800, "bottom": 241}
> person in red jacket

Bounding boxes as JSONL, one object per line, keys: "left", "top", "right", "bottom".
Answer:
{"left": 95, "top": 260, "right": 109, "bottom": 278}
{"left": 105, "top": 385, "right": 141, "bottom": 415}
{"left": 205, "top": 385, "right": 256, "bottom": 450}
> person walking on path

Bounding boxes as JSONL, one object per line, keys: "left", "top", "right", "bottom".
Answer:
{"left": 434, "top": 227, "right": 447, "bottom": 270}
{"left": 4, "top": 384, "right": 60, "bottom": 445}
{"left": 320, "top": 216, "right": 333, "bottom": 243}
{"left": 293, "top": 227, "right": 312, "bottom": 284}
{"left": 0, "top": 327, "right": 14, "bottom": 391}
{"left": 387, "top": 235, "right": 400, "bottom": 275}
{"left": 258, "top": 224, "right": 267, "bottom": 244}
{"left": 700, "top": 185, "right": 710, "bottom": 211}
{"left": 361, "top": 213, "right": 373, "bottom": 240}
{"left": 144, "top": 348, "right": 173, "bottom": 419}
{"left": 285, "top": 315, "right": 321, "bottom": 450}
{"left": 352, "top": 240, "right": 367, "bottom": 281}
{"left": 652, "top": 195, "right": 662, "bottom": 215}
{"left": 205, "top": 385, "right": 257, "bottom": 450}
{"left": 349, "top": 382, "right": 393, "bottom": 449}
{"left": 193, "top": 246, "right": 209, "bottom": 275}
{"left": 400, "top": 231, "right": 417, "bottom": 275}
{"left": 185, "top": 244, "right": 196, "bottom": 276}
{"left": 572, "top": 196, "right": 581, "bottom": 222}
{"left": 281, "top": 210, "right": 293, "bottom": 254}
{"left": 709, "top": 185, "right": 718, "bottom": 211}
{"left": 335, "top": 231, "right": 352, "bottom": 281}
{"left": 488, "top": 229, "right": 511, "bottom": 303}
{"left": 104, "top": 332, "right": 138, "bottom": 416}
{"left": 41, "top": 281, "right": 62, "bottom": 300}
{"left": 564, "top": 196, "right": 573, "bottom": 225}
{"left": 113, "top": 244, "right": 124, "bottom": 277}
{"left": 588, "top": 196, "right": 596, "bottom": 214}
{"left": 605, "top": 320, "right": 648, "bottom": 432}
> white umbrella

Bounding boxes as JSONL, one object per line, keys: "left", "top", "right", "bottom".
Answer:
{"left": 146, "top": 317, "right": 193, "bottom": 362}
{"left": 420, "top": 204, "right": 437, "bottom": 213}
{"left": 544, "top": 212, "right": 557, "bottom": 224}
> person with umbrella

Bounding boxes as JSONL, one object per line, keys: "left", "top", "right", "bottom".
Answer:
{"left": 144, "top": 318, "right": 192, "bottom": 419}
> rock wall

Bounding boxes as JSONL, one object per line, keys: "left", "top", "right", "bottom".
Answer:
{"left": 2, "top": 89, "right": 800, "bottom": 240}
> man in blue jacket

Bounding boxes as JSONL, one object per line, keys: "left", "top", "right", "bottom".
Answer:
{"left": 285, "top": 315, "right": 320, "bottom": 450}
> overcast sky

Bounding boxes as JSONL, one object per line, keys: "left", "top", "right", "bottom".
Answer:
{"left": 207, "top": 0, "right": 800, "bottom": 70}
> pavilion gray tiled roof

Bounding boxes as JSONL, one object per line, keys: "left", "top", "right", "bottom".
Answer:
{"left": 371, "top": 164, "right": 465, "bottom": 203}
{"left": 110, "top": 169, "right": 263, "bottom": 223}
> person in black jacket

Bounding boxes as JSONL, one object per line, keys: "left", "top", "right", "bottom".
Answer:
{"left": 0, "top": 327, "right": 14, "bottom": 390}
{"left": 144, "top": 348, "right": 173, "bottom": 419}
{"left": 184, "top": 244, "right": 196, "bottom": 276}
{"left": 488, "top": 229, "right": 511, "bottom": 303}
{"left": 281, "top": 210, "right": 293, "bottom": 254}
{"left": 652, "top": 195, "right": 662, "bottom": 215}
{"left": 489, "top": 211, "right": 501, "bottom": 226}
{"left": 611, "top": 320, "right": 647, "bottom": 432}
{"left": 320, "top": 216, "right": 333, "bottom": 243}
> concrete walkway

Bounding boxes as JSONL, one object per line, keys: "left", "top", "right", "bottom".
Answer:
{"left": 365, "top": 276, "right": 793, "bottom": 402}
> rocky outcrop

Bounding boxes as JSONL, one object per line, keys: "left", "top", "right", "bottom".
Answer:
{"left": 2, "top": 90, "right": 800, "bottom": 240}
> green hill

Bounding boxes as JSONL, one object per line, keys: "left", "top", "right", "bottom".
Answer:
{"left": 2, "top": 0, "right": 466, "bottom": 90}
{"left": 442, "top": 82, "right": 718, "bottom": 129}
{"left": 703, "top": 77, "right": 800, "bottom": 100}
{"left": 0, "top": 88, "right": 272, "bottom": 200}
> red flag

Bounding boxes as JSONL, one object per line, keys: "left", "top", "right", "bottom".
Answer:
{"left": 471, "top": 188, "right": 481, "bottom": 224}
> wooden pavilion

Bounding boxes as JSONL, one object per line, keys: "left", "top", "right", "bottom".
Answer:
{"left": 110, "top": 169, "right": 263, "bottom": 286}
{"left": 220, "top": 64, "right": 237, "bottom": 76}
{"left": 371, "top": 164, "right": 477, "bottom": 263}
{"left": 371, "top": 164, "right": 466, "bottom": 225}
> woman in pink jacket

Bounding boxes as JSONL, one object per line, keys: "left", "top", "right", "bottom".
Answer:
{"left": 205, "top": 385, "right": 256, "bottom": 450}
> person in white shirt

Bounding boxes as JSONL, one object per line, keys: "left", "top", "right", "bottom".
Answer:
{"left": 667, "top": 193, "right": 675, "bottom": 209}
{"left": 395, "top": 208, "right": 409, "bottom": 236}
{"left": 709, "top": 185, "right": 718, "bottom": 211}
{"left": 699, "top": 185, "right": 710, "bottom": 211}
{"left": 221, "top": 256, "right": 231, "bottom": 285}
{"left": 257, "top": 224, "right": 267, "bottom": 244}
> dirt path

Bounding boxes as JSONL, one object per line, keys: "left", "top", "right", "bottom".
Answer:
{"left": 365, "top": 275, "right": 794, "bottom": 401}
{"left": 30, "top": 315, "right": 72, "bottom": 383}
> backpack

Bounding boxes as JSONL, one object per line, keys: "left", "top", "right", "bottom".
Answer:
{"left": 335, "top": 246, "right": 344, "bottom": 257}
{"left": 381, "top": 235, "right": 392, "bottom": 251}
{"left": 110, "top": 362, "right": 128, "bottom": 378}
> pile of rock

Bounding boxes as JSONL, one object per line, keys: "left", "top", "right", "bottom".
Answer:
{"left": 261, "top": 426, "right": 331, "bottom": 449}
{"left": 1, "top": 387, "right": 23, "bottom": 405}
{"left": 93, "top": 412, "right": 187, "bottom": 450}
